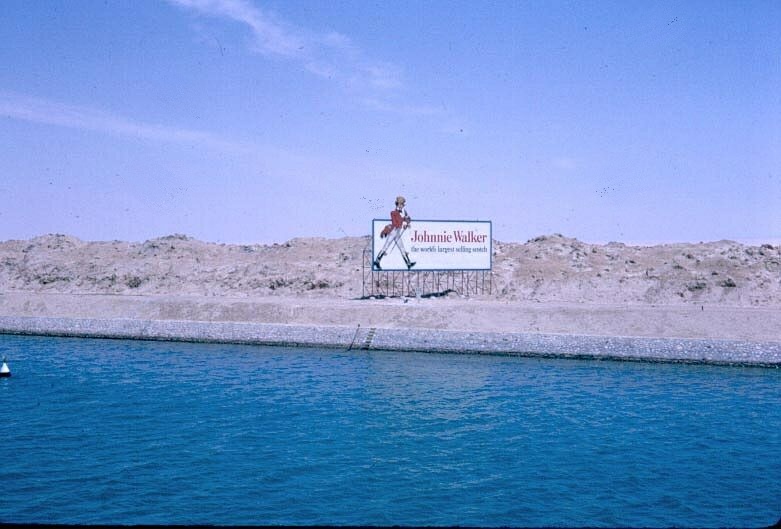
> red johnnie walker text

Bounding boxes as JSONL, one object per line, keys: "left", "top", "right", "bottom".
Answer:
{"left": 410, "top": 230, "right": 488, "bottom": 244}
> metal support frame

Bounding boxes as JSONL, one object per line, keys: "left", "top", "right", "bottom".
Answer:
{"left": 362, "top": 247, "right": 492, "bottom": 298}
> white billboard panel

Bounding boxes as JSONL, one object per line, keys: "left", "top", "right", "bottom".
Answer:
{"left": 372, "top": 220, "right": 492, "bottom": 271}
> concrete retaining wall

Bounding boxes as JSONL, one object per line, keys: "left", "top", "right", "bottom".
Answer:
{"left": 1, "top": 315, "right": 780, "bottom": 367}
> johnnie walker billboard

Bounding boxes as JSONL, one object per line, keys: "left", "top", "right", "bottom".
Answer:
{"left": 371, "top": 199, "right": 492, "bottom": 272}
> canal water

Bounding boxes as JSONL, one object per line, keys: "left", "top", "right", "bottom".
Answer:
{"left": 1, "top": 334, "right": 779, "bottom": 526}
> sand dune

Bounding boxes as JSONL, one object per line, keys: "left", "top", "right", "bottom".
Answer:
{"left": 1, "top": 233, "right": 779, "bottom": 306}
{"left": 1, "top": 233, "right": 780, "bottom": 343}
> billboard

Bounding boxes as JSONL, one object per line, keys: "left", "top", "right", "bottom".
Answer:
{"left": 371, "top": 219, "right": 492, "bottom": 271}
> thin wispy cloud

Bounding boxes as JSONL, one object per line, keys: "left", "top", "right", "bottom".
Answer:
{"left": 167, "top": 0, "right": 464, "bottom": 125}
{"left": 170, "top": 0, "right": 305, "bottom": 58}
{"left": 0, "top": 92, "right": 247, "bottom": 153}
{"left": 167, "top": 0, "right": 403, "bottom": 93}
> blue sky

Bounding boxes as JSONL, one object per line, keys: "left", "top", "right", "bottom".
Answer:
{"left": 1, "top": 0, "right": 779, "bottom": 244}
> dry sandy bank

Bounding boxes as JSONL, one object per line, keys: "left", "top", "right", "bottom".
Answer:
{"left": 0, "top": 233, "right": 779, "bottom": 344}
{"left": 0, "top": 292, "right": 779, "bottom": 343}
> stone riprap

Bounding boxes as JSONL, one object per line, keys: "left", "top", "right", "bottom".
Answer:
{"left": 1, "top": 316, "right": 779, "bottom": 368}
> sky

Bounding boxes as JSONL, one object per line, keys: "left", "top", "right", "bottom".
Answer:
{"left": 1, "top": 0, "right": 779, "bottom": 245}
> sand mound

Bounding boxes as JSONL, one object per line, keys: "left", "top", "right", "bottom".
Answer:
{"left": 1, "top": 233, "right": 779, "bottom": 306}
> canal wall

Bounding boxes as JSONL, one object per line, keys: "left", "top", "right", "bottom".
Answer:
{"left": 1, "top": 315, "right": 779, "bottom": 367}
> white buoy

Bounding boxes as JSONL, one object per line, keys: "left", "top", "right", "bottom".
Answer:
{"left": 0, "top": 358, "right": 10, "bottom": 378}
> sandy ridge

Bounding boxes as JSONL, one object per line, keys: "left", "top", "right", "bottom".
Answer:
{"left": 1, "top": 233, "right": 780, "bottom": 305}
{"left": 0, "top": 233, "right": 780, "bottom": 348}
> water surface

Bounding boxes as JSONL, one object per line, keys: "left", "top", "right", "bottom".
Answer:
{"left": 1, "top": 335, "right": 779, "bottom": 526}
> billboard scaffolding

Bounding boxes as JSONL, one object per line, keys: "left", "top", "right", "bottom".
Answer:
{"left": 362, "top": 247, "right": 492, "bottom": 298}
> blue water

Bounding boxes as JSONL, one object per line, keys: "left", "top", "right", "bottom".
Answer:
{"left": 0, "top": 335, "right": 779, "bottom": 527}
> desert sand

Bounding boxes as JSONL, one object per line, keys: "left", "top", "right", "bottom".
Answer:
{"left": 1, "top": 233, "right": 780, "bottom": 342}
